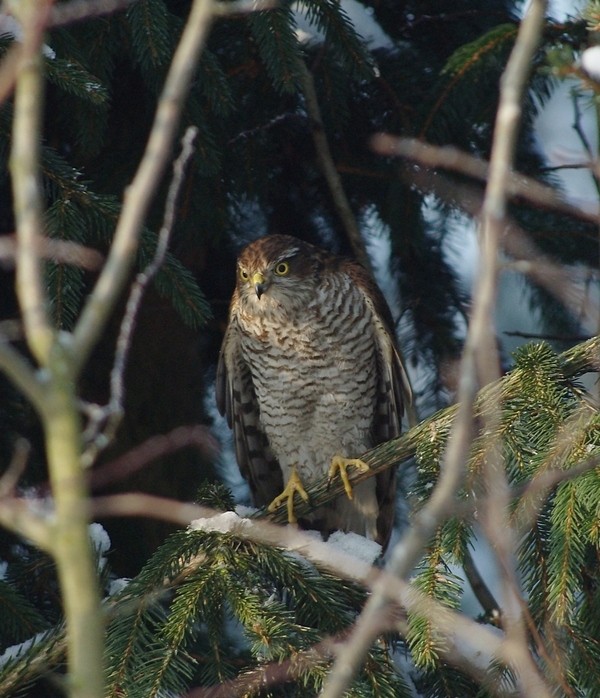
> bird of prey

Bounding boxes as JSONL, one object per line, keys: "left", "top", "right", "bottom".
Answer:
{"left": 216, "top": 234, "right": 408, "bottom": 549}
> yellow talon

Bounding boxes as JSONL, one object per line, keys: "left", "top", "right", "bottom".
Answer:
{"left": 328, "top": 456, "right": 370, "bottom": 500}
{"left": 267, "top": 467, "right": 309, "bottom": 524}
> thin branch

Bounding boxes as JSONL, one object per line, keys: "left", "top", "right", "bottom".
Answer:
{"left": 0, "top": 497, "right": 53, "bottom": 551}
{"left": 8, "top": 0, "right": 56, "bottom": 367}
{"left": 88, "top": 424, "right": 217, "bottom": 491}
{"left": 397, "top": 166, "right": 600, "bottom": 333}
{"left": 81, "top": 127, "right": 198, "bottom": 467}
{"left": 71, "top": 0, "right": 216, "bottom": 377}
{"left": 48, "top": 0, "right": 136, "bottom": 26}
{"left": 299, "top": 61, "right": 371, "bottom": 270}
{"left": 371, "top": 134, "right": 599, "bottom": 225}
{"left": 0, "top": 339, "right": 46, "bottom": 410}
{"left": 463, "top": 547, "right": 502, "bottom": 624}
{"left": 0, "top": 438, "right": 31, "bottom": 497}
{"left": 503, "top": 330, "right": 591, "bottom": 341}
{"left": 320, "top": 3, "right": 550, "bottom": 696}
{"left": 473, "top": 3, "right": 551, "bottom": 696}
{"left": 0, "top": 235, "right": 104, "bottom": 270}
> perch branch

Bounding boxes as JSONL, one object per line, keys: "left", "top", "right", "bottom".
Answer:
{"left": 264, "top": 333, "right": 600, "bottom": 523}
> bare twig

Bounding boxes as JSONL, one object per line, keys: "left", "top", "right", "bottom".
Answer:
{"left": 0, "top": 338, "right": 46, "bottom": 409}
{"left": 0, "top": 438, "right": 31, "bottom": 497}
{"left": 186, "top": 633, "right": 344, "bottom": 697}
{"left": 0, "top": 496, "right": 52, "bottom": 551}
{"left": 398, "top": 166, "right": 600, "bottom": 332}
{"left": 8, "top": 0, "right": 55, "bottom": 367}
{"left": 472, "top": 2, "right": 551, "bottom": 695}
{"left": 320, "top": 3, "right": 552, "bottom": 697}
{"left": 371, "top": 134, "right": 599, "bottom": 225}
{"left": 0, "top": 235, "right": 104, "bottom": 270}
{"left": 89, "top": 424, "right": 217, "bottom": 491}
{"left": 81, "top": 127, "right": 198, "bottom": 467}
{"left": 71, "top": 0, "right": 215, "bottom": 377}
{"left": 299, "top": 61, "right": 371, "bottom": 270}
{"left": 48, "top": 0, "right": 136, "bottom": 26}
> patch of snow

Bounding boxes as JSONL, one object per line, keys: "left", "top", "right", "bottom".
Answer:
{"left": 582, "top": 45, "right": 600, "bottom": 82}
{"left": 0, "top": 631, "right": 49, "bottom": 669}
{"left": 189, "top": 510, "right": 253, "bottom": 534}
{"left": 89, "top": 522, "right": 110, "bottom": 556}
{"left": 327, "top": 530, "right": 382, "bottom": 565}
{"left": 293, "top": 0, "right": 392, "bottom": 50}
{"left": 108, "top": 577, "right": 130, "bottom": 596}
{"left": 90, "top": 523, "right": 111, "bottom": 571}
{"left": 235, "top": 504, "right": 258, "bottom": 518}
{"left": 204, "top": 378, "right": 251, "bottom": 504}
{"left": 0, "top": 14, "right": 55, "bottom": 58}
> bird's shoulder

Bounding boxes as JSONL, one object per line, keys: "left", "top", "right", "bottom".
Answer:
{"left": 327, "top": 256, "right": 396, "bottom": 330}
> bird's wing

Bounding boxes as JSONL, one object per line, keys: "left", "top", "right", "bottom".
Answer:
{"left": 343, "top": 261, "right": 410, "bottom": 548}
{"left": 216, "top": 314, "right": 283, "bottom": 506}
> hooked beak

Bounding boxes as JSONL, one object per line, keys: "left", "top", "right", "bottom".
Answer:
{"left": 252, "top": 271, "right": 267, "bottom": 299}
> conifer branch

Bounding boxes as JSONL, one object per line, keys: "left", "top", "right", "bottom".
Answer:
{"left": 71, "top": 0, "right": 216, "bottom": 377}
{"left": 89, "top": 494, "right": 509, "bottom": 689}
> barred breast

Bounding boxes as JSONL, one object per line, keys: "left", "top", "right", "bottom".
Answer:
{"left": 238, "top": 272, "right": 380, "bottom": 538}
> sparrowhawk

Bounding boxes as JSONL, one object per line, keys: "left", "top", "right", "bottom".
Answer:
{"left": 216, "top": 234, "right": 408, "bottom": 549}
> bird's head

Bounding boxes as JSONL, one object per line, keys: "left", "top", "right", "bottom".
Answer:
{"left": 235, "top": 235, "right": 323, "bottom": 314}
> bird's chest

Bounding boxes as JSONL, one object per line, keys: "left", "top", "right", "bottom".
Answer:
{"left": 239, "top": 298, "right": 378, "bottom": 456}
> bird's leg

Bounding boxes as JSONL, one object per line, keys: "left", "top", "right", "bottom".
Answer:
{"left": 267, "top": 466, "right": 310, "bottom": 524}
{"left": 328, "top": 456, "right": 370, "bottom": 500}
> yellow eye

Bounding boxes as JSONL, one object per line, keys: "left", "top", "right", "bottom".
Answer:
{"left": 239, "top": 268, "right": 249, "bottom": 282}
{"left": 274, "top": 261, "right": 289, "bottom": 276}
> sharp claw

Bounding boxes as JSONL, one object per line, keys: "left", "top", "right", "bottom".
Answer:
{"left": 267, "top": 467, "right": 308, "bottom": 524}
{"left": 329, "top": 456, "right": 370, "bottom": 501}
